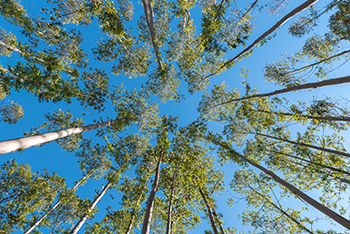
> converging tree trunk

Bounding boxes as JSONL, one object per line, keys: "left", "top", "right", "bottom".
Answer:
{"left": 69, "top": 181, "right": 111, "bottom": 234}
{"left": 286, "top": 49, "right": 350, "bottom": 75}
{"left": 0, "top": 120, "right": 116, "bottom": 155}
{"left": 273, "top": 150, "right": 350, "bottom": 177}
{"left": 206, "top": 0, "right": 319, "bottom": 78}
{"left": 141, "top": 0, "right": 163, "bottom": 69}
{"left": 141, "top": 154, "right": 162, "bottom": 234}
{"left": 198, "top": 185, "right": 220, "bottom": 234}
{"left": 23, "top": 172, "right": 91, "bottom": 234}
{"left": 255, "top": 132, "right": 350, "bottom": 158}
{"left": 165, "top": 171, "right": 177, "bottom": 234}
{"left": 125, "top": 179, "right": 150, "bottom": 234}
{"left": 257, "top": 109, "right": 350, "bottom": 122}
{"left": 210, "top": 136, "right": 350, "bottom": 230}
{"left": 211, "top": 205, "right": 226, "bottom": 234}
{"left": 217, "top": 75, "right": 350, "bottom": 106}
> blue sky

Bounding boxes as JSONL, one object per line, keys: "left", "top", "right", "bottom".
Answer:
{"left": 1, "top": 0, "right": 350, "bottom": 233}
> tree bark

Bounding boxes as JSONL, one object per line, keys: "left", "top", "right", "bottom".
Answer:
{"left": 205, "top": 0, "right": 319, "bottom": 78}
{"left": 274, "top": 150, "right": 350, "bottom": 177}
{"left": 217, "top": 75, "right": 350, "bottom": 106}
{"left": 210, "top": 136, "right": 350, "bottom": 230}
{"left": 198, "top": 185, "right": 219, "bottom": 234}
{"left": 125, "top": 178, "right": 149, "bottom": 234}
{"left": 211, "top": 205, "right": 226, "bottom": 234}
{"left": 141, "top": 153, "right": 162, "bottom": 234}
{"left": 141, "top": 0, "right": 163, "bottom": 69}
{"left": 286, "top": 49, "right": 350, "bottom": 75}
{"left": 257, "top": 109, "right": 350, "bottom": 122}
{"left": 165, "top": 171, "right": 177, "bottom": 234}
{"left": 23, "top": 173, "right": 90, "bottom": 234}
{"left": 0, "top": 120, "right": 116, "bottom": 155}
{"left": 69, "top": 181, "right": 111, "bottom": 234}
{"left": 255, "top": 132, "right": 350, "bottom": 159}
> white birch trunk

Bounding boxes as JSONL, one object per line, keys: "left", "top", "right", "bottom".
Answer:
{"left": 125, "top": 179, "right": 149, "bottom": 234}
{"left": 257, "top": 109, "right": 350, "bottom": 122}
{"left": 141, "top": 0, "right": 163, "bottom": 69}
{"left": 211, "top": 205, "right": 226, "bottom": 234}
{"left": 23, "top": 173, "right": 90, "bottom": 234}
{"left": 211, "top": 137, "right": 350, "bottom": 230}
{"left": 275, "top": 150, "right": 350, "bottom": 177}
{"left": 205, "top": 0, "right": 320, "bottom": 78}
{"left": 165, "top": 171, "right": 176, "bottom": 234}
{"left": 141, "top": 155, "right": 162, "bottom": 234}
{"left": 219, "top": 75, "right": 350, "bottom": 105}
{"left": 0, "top": 120, "right": 115, "bottom": 155}
{"left": 198, "top": 186, "right": 219, "bottom": 234}
{"left": 69, "top": 181, "right": 111, "bottom": 234}
{"left": 256, "top": 132, "right": 350, "bottom": 159}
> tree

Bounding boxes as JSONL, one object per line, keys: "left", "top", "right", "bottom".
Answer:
{"left": 2, "top": 0, "right": 350, "bottom": 233}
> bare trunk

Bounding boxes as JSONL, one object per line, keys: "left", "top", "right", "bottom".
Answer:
{"left": 256, "top": 132, "right": 350, "bottom": 159}
{"left": 217, "top": 75, "right": 350, "bottom": 106}
{"left": 0, "top": 40, "right": 24, "bottom": 55}
{"left": 141, "top": 0, "right": 163, "bottom": 69}
{"left": 125, "top": 179, "right": 150, "bottom": 234}
{"left": 24, "top": 173, "right": 90, "bottom": 234}
{"left": 211, "top": 206, "right": 226, "bottom": 234}
{"left": 257, "top": 109, "right": 350, "bottom": 122}
{"left": 69, "top": 181, "right": 111, "bottom": 234}
{"left": 286, "top": 49, "right": 350, "bottom": 75}
{"left": 292, "top": 160, "right": 350, "bottom": 185}
{"left": 210, "top": 136, "right": 350, "bottom": 230}
{"left": 274, "top": 150, "right": 350, "bottom": 177}
{"left": 198, "top": 185, "right": 219, "bottom": 234}
{"left": 165, "top": 171, "right": 177, "bottom": 234}
{"left": 205, "top": 0, "right": 319, "bottom": 78}
{"left": 141, "top": 154, "right": 162, "bottom": 234}
{"left": 248, "top": 184, "right": 313, "bottom": 234}
{"left": 0, "top": 120, "right": 116, "bottom": 155}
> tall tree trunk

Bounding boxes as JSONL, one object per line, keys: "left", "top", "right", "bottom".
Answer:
{"left": 217, "top": 75, "right": 350, "bottom": 106}
{"left": 198, "top": 185, "right": 219, "bottom": 234}
{"left": 286, "top": 49, "right": 350, "bottom": 75}
{"left": 210, "top": 136, "right": 350, "bottom": 230}
{"left": 69, "top": 181, "right": 111, "bottom": 234}
{"left": 125, "top": 178, "right": 150, "bottom": 234}
{"left": 247, "top": 184, "right": 313, "bottom": 234}
{"left": 141, "top": 153, "right": 162, "bottom": 234}
{"left": 292, "top": 160, "right": 350, "bottom": 185}
{"left": 273, "top": 150, "right": 350, "bottom": 177}
{"left": 165, "top": 171, "right": 177, "bottom": 234}
{"left": 141, "top": 0, "right": 163, "bottom": 69}
{"left": 255, "top": 132, "right": 350, "bottom": 159}
{"left": 257, "top": 109, "right": 350, "bottom": 122}
{"left": 211, "top": 205, "right": 226, "bottom": 234}
{"left": 0, "top": 120, "right": 116, "bottom": 155}
{"left": 23, "top": 173, "right": 90, "bottom": 234}
{"left": 205, "top": 0, "right": 319, "bottom": 78}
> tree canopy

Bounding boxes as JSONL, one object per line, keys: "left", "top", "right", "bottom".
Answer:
{"left": 1, "top": 0, "right": 350, "bottom": 233}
